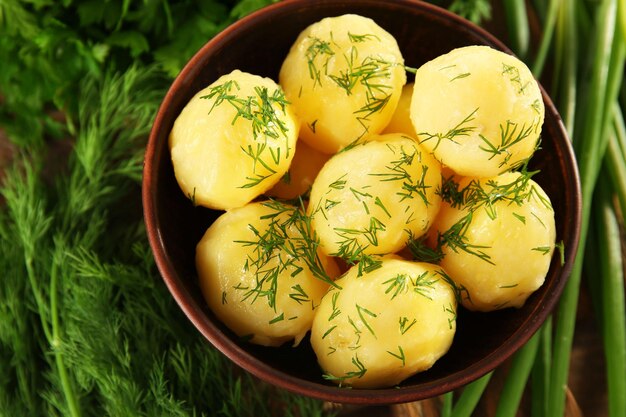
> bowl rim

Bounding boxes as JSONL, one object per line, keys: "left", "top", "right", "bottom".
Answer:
{"left": 142, "top": 0, "right": 582, "bottom": 404}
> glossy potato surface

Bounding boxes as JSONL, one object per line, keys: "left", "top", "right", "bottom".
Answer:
{"left": 410, "top": 46, "right": 544, "bottom": 177}
{"left": 196, "top": 201, "right": 338, "bottom": 346}
{"left": 279, "top": 14, "right": 406, "bottom": 154}
{"left": 169, "top": 70, "right": 299, "bottom": 210}
{"left": 383, "top": 83, "right": 416, "bottom": 137}
{"left": 430, "top": 172, "right": 556, "bottom": 311}
{"left": 266, "top": 140, "right": 330, "bottom": 200}
{"left": 310, "top": 258, "right": 457, "bottom": 388}
{"left": 308, "top": 134, "right": 442, "bottom": 259}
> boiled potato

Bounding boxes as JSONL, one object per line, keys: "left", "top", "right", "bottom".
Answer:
{"left": 308, "top": 134, "right": 442, "bottom": 260}
{"left": 196, "top": 201, "right": 339, "bottom": 346}
{"left": 279, "top": 14, "right": 406, "bottom": 154}
{"left": 429, "top": 172, "right": 556, "bottom": 311}
{"left": 382, "top": 82, "right": 416, "bottom": 137}
{"left": 410, "top": 46, "right": 544, "bottom": 177}
{"left": 170, "top": 70, "right": 299, "bottom": 210}
{"left": 266, "top": 140, "right": 330, "bottom": 200}
{"left": 310, "top": 258, "right": 457, "bottom": 388}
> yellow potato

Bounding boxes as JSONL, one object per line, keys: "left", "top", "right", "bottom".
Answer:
{"left": 279, "top": 14, "right": 406, "bottom": 154}
{"left": 169, "top": 70, "right": 299, "bottom": 210}
{"left": 266, "top": 140, "right": 330, "bottom": 200}
{"left": 429, "top": 172, "right": 556, "bottom": 311}
{"left": 308, "top": 134, "right": 442, "bottom": 260}
{"left": 310, "top": 258, "right": 457, "bottom": 388}
{"left": 410, "top": 46, "right": 544, "bottom": 177}
{"left": 196, "top": 201, "right": 339, "bottom": 346}
{"left": 382, "top": 82, "right": 416, "bottom": 137}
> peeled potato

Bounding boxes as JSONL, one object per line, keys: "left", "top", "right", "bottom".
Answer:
{"left": 279, "top": 14, "right": 406, "bottom": 154}
{"left": 410, "top": 45, "right": 544, "bottom": 177}
{"left": 266, "top": 140, "right": 330, "bottom": 200}
{"left": 308, "top": 134, "right": 442, "bottom": 259}
{"left": 310, "top": 258, "right": 457, "bottom": 388}
{"left": 170, "top": 70, "right": 299, "bottom": 210}
{"left": 429, "top": 172, "right": 556, "bottom": 311}
{"left": 382, "top": 82, "right": 416, "bottom": 137}
{"left": 196, "top": 201, "right": 339, "bottom": 346}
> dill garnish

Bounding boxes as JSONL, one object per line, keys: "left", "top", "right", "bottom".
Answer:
{"left": 383, "top": 273, "right": 409, "bottom": 300}
{"left": 305, "top": 36, "right": 335, "bottom": 87}
{"left": 399, "top": 316, "right": 417, "bottom": 335}
{"left": 443, "top": 303, "right": 457, "bottom": 329}
{"left": 478, "top": 119, "right": 540, "bottom": 167}
{"left": 430, "top": 171, "right": 551, "bottom": 267}
{"left": 355, "top": 304, "right": 378, "bottom": 338}
{"left": 233, "top": 200, "right": 338, "bottom": 311}
{"left": 348, "top": 32, "right": 381, "bottom": 43}
{"left": 201, "top": 80, "right": 292, "bottom": 189}
{"left": 406, "top": 231, "right": 444, "bottom": 264}
{"left": 369, "top": 143, "right": 431, "bottom": 206}
{"left": 322, "top": 354, "right": 367, "bottom": 385}
{"left": 418, "top": 107, "right": 478, "bottom": 150}
{"left": 386, "top": 346, "right": 406, "bottom": 366}
{"left": 501, "top": 62, "right": 530, "bottom": 94}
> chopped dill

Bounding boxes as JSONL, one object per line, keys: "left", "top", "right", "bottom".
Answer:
{"left": 501, "top": 62, "right": 530, "bottom": 94}
{"left": 386, "top": 346, "right": 406, "bottom": 366}
{"left": 322, "top": 355, "right": 367, "bottom": 385}
{"left": 399, "top": 316, "right": 417, "bottom": 335}
{"left": 305, "top": 36, "right": 335, "bottom": 87}
{"left": 233, "top": 199, "right": 338, "bottom": 311}
{"left": 348, "top": 32, "right": 381, "bottom": 43}
{"left": 418, "top": 107, "right": 478, "bottom": 151}
{"left": 478, "top": 119, "right": 540, "bottom": 167}
{"left": 201, "top": 81, "right": 292, "bottom": 189}
{"left": 355, "top": 304, "right": 378, "bottom": 338}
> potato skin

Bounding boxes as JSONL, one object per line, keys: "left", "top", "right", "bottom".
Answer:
{"left": 310, "top": 258, "right": 457, "bottom": 388}
{"left": 279, "top": 14, "right": 406, "bottom": 154}
{"left": 429, "top": 172, "right": 556, "bottom": 311}
{"left": 169, "top": 70, "right": 299, "bottom": 210}
{"left": 196, "top": 201, "right": 338, "bottom": 347}
{"left": 266, "top": 140, "right": 330, "bottom": 200}
{"left": 382, "top": 82, "right": 416, "bottom": 138}
{"left": 308, "top": 134, "right": 442, "bottom": 259}
{"left": 410, "top": 46, "right": 544, "bottom": 177}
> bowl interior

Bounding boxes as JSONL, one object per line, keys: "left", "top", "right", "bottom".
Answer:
{"left": 143, "top": 0, "right": 581, "bottom": 404}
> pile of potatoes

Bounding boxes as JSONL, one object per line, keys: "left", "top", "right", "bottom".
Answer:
{"left": 169, "top": 14, "right": 556, "bottom": 388}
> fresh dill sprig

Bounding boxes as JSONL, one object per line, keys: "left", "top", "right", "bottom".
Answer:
{"left": 0, "top": 64, "right": 330, "bottom": 417}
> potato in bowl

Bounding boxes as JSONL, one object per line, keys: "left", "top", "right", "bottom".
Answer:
{"left": 143, "top": 0, "right": 581, "bottom": 404}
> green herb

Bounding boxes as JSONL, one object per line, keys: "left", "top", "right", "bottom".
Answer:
{"left": 201, "top": 81, "right": 292, "bottom": 189}
{"left": 355, "top": 304, "right": 378, "bottom": 338}
{"left": 399, "top": 316, "right": 417, "bottom": 335}
{"left": 418, "top": 108, "right": 478, "bottom": 151}
{"left": 386, "top": 346, "right": 406, "bottom": 366}
{"left": 322, "top": 354, "right": 367, "bottom": 386}
{"left": 233, "top": 199, "right": 337, "bottom": 310}
{"left": 305, "top": 36, "right": 335, "bottom": 87}
{"left": 383, "top": 273, "right": 409, "bottom": 300}
{"left": 348, "top": 32, "right": 381, "bottom": 43}
{"left": 478, "top": 119, "right": 539, "bottom": 167}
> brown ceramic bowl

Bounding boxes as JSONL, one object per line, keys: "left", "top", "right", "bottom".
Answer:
{"left": 143, "top": 0, "right": 581, "bottom": 404}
